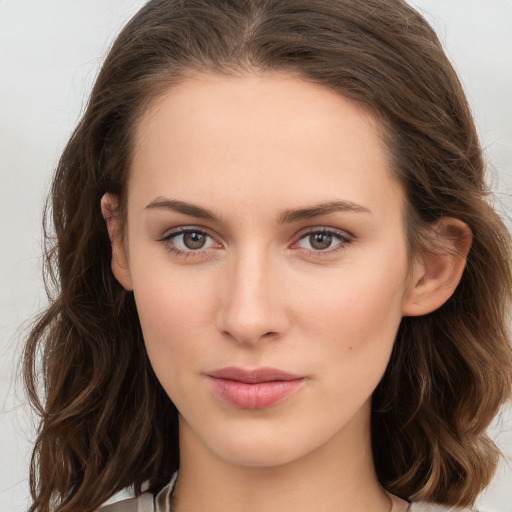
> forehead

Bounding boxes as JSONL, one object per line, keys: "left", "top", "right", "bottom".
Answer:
{"left": 134, "top": 70, "right": 385, "bottom": 156}
{"left": 129, "top": 71, "right": 402, "bottom": 216}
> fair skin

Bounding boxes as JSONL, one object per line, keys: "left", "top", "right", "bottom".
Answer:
{"left": 102, "top": 71, "right": 470, "bottom": 512}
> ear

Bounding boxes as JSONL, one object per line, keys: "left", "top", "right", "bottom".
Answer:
{"left": 401, "top": 217, "right": 472, "bottom": 316}
{"left": 101, "top": 193, "right": 133, "bottom": 290}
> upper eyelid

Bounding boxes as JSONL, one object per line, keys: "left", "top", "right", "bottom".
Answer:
{"left": 291, "top": 227, "right": 353, "bottom": 255}
{"left": 293, "top": 226, "right": 353, "bottom": 241}
{"left": 158, "top": 225, "right": 352, "bottom": 237}
{"left": 159, "top": 225, "right": 217, "bottom": 240}
{"left": 157, "top": 225, "right": 353, "bottom": 249}
{"left": 159, "top": 227, "right": 221, "bottom": 256}
{"left": 158, "top": 226, "right": 221, "bottom": 253}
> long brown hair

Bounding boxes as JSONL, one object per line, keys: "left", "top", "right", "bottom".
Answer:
{"left": 24, "top": 1, "right": 512, "bottom": 511}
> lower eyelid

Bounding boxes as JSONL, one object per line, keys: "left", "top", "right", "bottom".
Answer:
{"left": 159, "top": 227, "right": 209, "bottom": 242}
{"left": 158, "top": 227, "right": 222, "bottom": 255}
{"left": 158, "top": 227, "right": 351, "bottom": 257}
{"left": 294, "top": 230, "right": 352, "bottom": 253}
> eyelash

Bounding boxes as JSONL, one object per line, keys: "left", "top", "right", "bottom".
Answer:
{"left": 292, "top": 228, "right": 352, "bottom": 256}
{"left": 158, "top": 226, "right": 219, "bottom": 257}
{"left": 158, "top": 226, "right": 353, "bottom": 258}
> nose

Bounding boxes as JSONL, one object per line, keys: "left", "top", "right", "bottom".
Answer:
{"left": 215, "top": 249, "right": 289, "bottom": 345}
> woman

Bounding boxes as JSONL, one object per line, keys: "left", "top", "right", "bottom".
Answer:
{"left": 23, "top": 1, "right": 512, "bottom": 511}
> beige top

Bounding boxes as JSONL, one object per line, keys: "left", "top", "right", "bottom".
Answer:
{"left": 98, "top": 473, "right": 473, "bottom": 512}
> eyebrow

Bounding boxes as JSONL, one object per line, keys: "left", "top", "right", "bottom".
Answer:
{"left": 145, "top": 197, "right": 218, "bottom": 220}
{"left": 144, "top": 197, "right": 371, "bottom": 223}
{"left": 278, "top": 200, "right": 371, "bottom": 223}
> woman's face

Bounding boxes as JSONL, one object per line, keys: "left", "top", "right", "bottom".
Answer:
{"left": 114, "top": 72, "right": 419, "bottom": 468}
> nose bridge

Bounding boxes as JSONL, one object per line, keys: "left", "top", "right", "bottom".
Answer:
{"left": 217, "top": 243, "right": 285, "bottom": 344}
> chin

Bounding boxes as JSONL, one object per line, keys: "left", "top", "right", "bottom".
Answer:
{"left": 214, "top": 437, "right": 307, "bottom": 468}
{"left": 198, "top": 417, "right": 329, "bottom": 469}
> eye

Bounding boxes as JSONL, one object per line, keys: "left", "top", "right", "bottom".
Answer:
{"left": 295, "top": 228, "right": 351, "bottom": 254}
{"left": 180, "top": 231, "right": 208, "bottom": 250}
{"left": 160, "top": 227, "right": 220, "bottom": 255}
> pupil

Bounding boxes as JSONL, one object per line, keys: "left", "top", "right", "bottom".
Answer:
{"left": 183, "top": 232, "right": 206, "bottom": 249}
{"left": 310, "top": 233, "right": 332, "bottom": 250}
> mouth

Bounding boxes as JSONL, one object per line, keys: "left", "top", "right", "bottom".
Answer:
{"left": 206, "top": 367, "right": 305, "bottom": 409}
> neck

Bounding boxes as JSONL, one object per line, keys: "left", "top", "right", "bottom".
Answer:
{"left": 172, "top": 404, "right": 392, "bottom": 512}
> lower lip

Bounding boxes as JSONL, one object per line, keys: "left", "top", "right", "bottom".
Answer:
{"left": 207, "top": 377, "right": 305, "bottom": 409}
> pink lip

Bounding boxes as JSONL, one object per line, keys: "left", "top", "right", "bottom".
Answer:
{"left": 207, "top": 367, "right": 305, "bottom": 409}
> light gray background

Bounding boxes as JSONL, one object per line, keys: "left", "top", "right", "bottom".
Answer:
{"left": 1, "top": 1, "right": 511, "bottom": 511}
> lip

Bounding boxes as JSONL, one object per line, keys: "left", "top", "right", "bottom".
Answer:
{"left": 207, "top": 367, "right": 305, "bottom": 409}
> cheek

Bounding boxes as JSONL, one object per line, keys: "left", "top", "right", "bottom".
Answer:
{"left": 295, "top": 259, "right": 408, "bottom": 382}
{"left": 130, "top": 267, "right": 216, "bottom": 387}
{"left": 301, "top": 259, "right": 406, "bottom": 332}
{"left": 132, "top": 254, "right": 216, "bottom": 330}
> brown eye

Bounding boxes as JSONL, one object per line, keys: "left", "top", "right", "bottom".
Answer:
{"left": 183, "top": 231, "right": 207, "bottom": 249}
{"left": 296, "top": 229, "right": 351, "bottom": 254}
{"left": 309, "top": 233, "right": 333, "bottom": 250}
{"left": 162, "top": 228, "right": 219, "bottom": 254}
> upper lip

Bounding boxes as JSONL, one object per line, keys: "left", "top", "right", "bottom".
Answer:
{"left": 208, "top": 367, "right": 303, "bottom": 383}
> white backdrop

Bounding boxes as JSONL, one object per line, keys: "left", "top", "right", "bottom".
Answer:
{"left": 1, "top": 1, "right": 511, "bottom": 511}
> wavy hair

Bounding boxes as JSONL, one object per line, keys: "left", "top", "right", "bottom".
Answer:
{"left": 24, "top": 1, "right": 512, "bottom": 511}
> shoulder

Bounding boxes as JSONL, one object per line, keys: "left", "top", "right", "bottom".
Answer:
{"left": 97, "top": 473, "right": 177, "bottom": 512}
{"left": 410, "top": 502, "right": 475, "bottom": 512}
{"left": 96, "top": 492, "right": 154, "bottom": 512}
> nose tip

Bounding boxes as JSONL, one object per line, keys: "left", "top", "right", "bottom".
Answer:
{"left": 217, "top": 295, "right": 280, "bottom": 345}
{"left": 215, "top": 258, "right": 288, "bottom": 345}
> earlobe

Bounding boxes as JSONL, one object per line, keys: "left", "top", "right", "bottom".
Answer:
{"left": 100, "top": 193, "right": 133, "bottom": 291}
{"left": 401, "top": 217, "right": 472, "bottom": 317}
